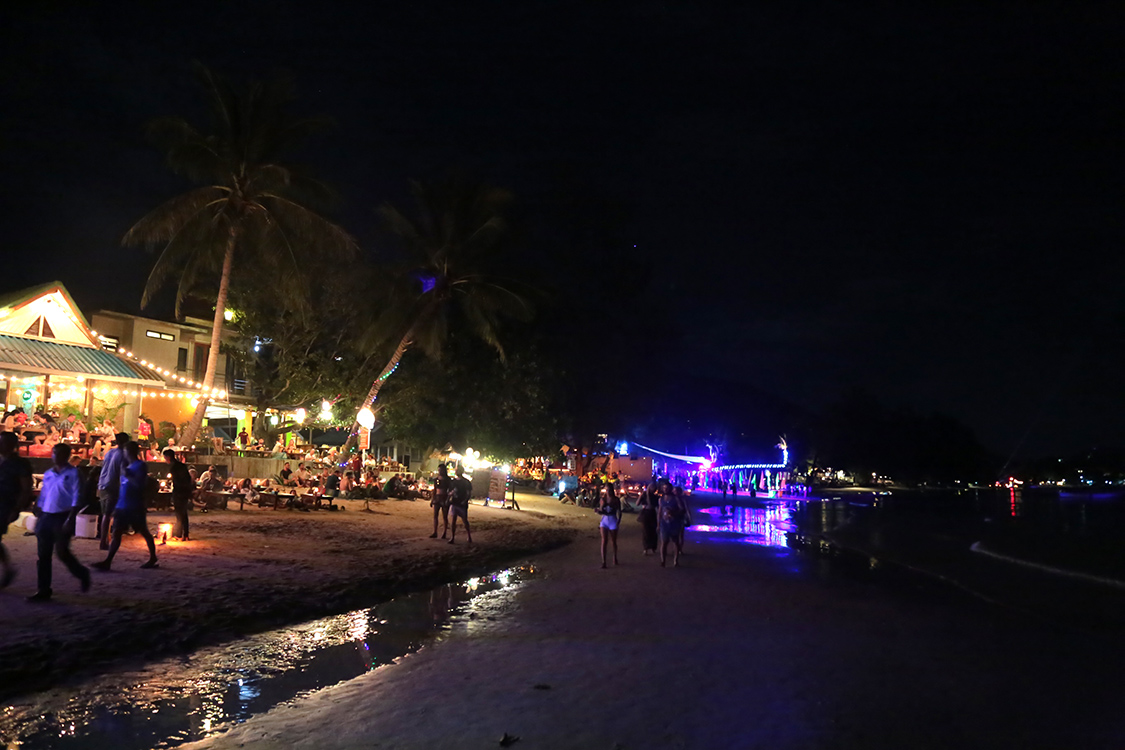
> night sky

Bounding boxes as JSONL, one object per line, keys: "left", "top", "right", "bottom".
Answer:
{"left": 2, "top": 2, "right": 1123, "bottom": 458}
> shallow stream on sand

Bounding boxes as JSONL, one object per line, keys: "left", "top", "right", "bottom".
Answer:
{"left": 1, "top": 566, "right": 538, "bottom": 749}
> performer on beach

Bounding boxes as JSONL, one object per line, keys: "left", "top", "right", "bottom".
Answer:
{"left": 28, "top": 443, "right": 91, "bottom": 601}
{"left": 597, "top": 483, "right": 622, "bottom": 568}
{"left": 430, "top": 462, "right": 451, "bottom": 539}
{"left": 0, "top": 432, "right": 32, "bottom": 589}
{"left": 448, "top": 465, "right": 473, "bottom": 544}
{"left": 93, "top": 441, "right": 158, "bottom": 571}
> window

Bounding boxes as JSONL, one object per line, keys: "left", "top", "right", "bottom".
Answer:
{"left": 100, "top": 335, "right": 119, "bottom": 352}
{"left": 193, "top": 343, "right": 209, "bottom": 382}
{"left": 23, "top": 316, "right": 55, "bottom": 338}
{"left": 177, "top": 347, "right": 188, "bottom": 371}
{"left": 146, "top": 330, "right": 175, "bottom": 341}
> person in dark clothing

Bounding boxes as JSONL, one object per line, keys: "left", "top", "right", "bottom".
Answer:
{"left": 164, "top": 449, "right": 193, "bottom": 540}
{"left": 325, "top": 470, "right": 341, "bottom": 498}
{"left": 93, "top": 441, "right": 158, "bottom": 571}
{"left": 448, "top": 466, "right": 473, "bottom": 544}
{"left": 97, "top": 432, "right": 130, "bottom": 550}
{"left": 430, "top": 463, "right": 451, "bottom": 539}
{"left": 28, "top": 443, "right": 91, "bottom": 601}
{"left": 0, "top": 431, "right": 32, "bottom": 588}
{"left": 637, "top": 482, "right": 660, "bottom": 555}
{"left": 382, "top": 473, "right": 401, "bottom": 498}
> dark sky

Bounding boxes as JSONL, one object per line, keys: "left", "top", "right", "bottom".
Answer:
{"left": 2, "top": 1, "right": 1123, "bottom": 458}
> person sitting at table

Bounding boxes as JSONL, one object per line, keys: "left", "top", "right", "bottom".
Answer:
{"left": 65, "top": 414, "right": 88, "bottom": 443}
{"left": 382, "top": 473, "right": 402, "bottom": 498}
{"left": 90, "top": 438, "right": 106, "bottom": 461}
{"left": 325, "top": 469, "right": 341, "bottom": 499}
{"left": 199, "top": 465, "right": 221, "bottom": 492}
{"left": 295, "top": 462, "right": 310, "bottom": 486}
{"left": 272, "top": 436, "right": 285, "bottom": 453}
{"left": 279, "top": 462, "right": 294, "bottom": 485}
{"left": 341, "top": 471, "right": 355, "bottom": 494}
{"left": 2, "top": 409, "right": 21, "bottom": 431}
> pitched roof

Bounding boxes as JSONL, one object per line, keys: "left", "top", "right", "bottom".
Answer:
{"left": 0, "top": 281, "right": 98, "bottom": 347}
{"left": 0, "top": 334, "right": 162, "bottom": 384}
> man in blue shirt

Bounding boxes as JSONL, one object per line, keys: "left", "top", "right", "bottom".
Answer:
{"left": 0, "top": 431, "right": 32, "bottom": 589}
{"left": 97, "top": 432, "right": 129, "bottom": 550}
{"left": 28, "top": 443, "right": 91, "bottom": 602}
{"left": 93, "top": 441, "right": 158, "bottom": 571}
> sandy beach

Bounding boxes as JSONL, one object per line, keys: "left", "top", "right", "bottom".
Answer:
{"left": 0, "top": 495, "right": 581, "bottom": 700}
{"left": 178, "top": 501, "right": 1125, "bottom": 750}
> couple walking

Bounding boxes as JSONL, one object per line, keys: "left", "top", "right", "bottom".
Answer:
{"left": 430, "top": 463, "right": 473, "bottom": 544}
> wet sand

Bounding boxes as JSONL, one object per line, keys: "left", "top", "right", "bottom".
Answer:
{"left": 0, "top": 496, "right": 580, "bottom": 700}
{"left": 184, "top": 503, "right": 1125, "bottom": 749}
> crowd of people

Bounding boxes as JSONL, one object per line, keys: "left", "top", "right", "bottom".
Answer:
{"left": 590, "top": 477, "right": 691, "bottom": 568}
{"left": 0, "top": 419, "right": 702, "bottom": 603}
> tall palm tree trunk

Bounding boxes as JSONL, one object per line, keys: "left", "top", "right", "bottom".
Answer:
{"left": 181, "top": 231, "right": 236, "bottom": 446}
{"left": 340, "top": 321, "right": 419, "bottom": 455}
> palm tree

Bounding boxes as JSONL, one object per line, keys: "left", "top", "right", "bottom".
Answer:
{"left": 342, "top": 178, "right": 532, "bottom": 453}
{"left": 124, "top": 64, "right": 356, "bottom": 446}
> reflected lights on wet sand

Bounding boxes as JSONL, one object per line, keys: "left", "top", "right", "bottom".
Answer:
{"left": 1, "top": 567, "right": 536, "bottom": 750}
{"left": 691, "top": 504, "right": 795, "bottom": 549}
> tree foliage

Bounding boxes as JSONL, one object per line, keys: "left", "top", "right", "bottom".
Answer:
{"left": 378, "top": 332, "right": 558, "bottom": 461}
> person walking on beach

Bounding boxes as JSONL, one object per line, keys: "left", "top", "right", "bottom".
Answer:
{"left": 93, "top": 441, "right": 158, "bottom": 571}
{"left": 97, "top": 432, "right": 129, "bottom": 550}
{"left": 597, "top": 483, "right": 622, "bottom": 568}
{"left": 0, "top": 432, "right": 32, "bottom": 588}
{"left": 659, "top": 482, "right": 688, "bottom": 568}
{"left": 28, "top": 443, "right": 91, "bottom": 601}
{"left": 637, "top": 481, "right": 659, "bottom": 556}
{"left": 164, "top": 449, "right": 192, "bottom": 540}
{"left": 448, "top": 466, "right": 473, "bottom": 544}
{"left": 430, "top": 463, "right": 451, "bottom": 539}
{"left": 674, "top": 485, "right": 691, "bottom": 552}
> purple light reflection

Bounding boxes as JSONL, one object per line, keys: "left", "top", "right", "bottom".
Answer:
{"left": 691, "top": 503, "right": 795, "bottom": 549}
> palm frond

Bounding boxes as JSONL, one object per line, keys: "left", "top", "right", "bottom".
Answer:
{"left": 260, "top": 194, "right": 358, "bottom": 259}
{"left": 123, "top": 186, "right": 225, "bottom": 248}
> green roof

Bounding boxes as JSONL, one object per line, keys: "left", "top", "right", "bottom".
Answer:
{"left": 0, "top": 334, "right": 162, "bottom": 384}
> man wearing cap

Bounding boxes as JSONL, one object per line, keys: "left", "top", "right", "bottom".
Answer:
{"left": 97, "top": 432, "right": 129, "bottom": 550}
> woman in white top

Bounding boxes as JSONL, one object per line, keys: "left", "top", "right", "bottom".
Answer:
{"left": 596, "top": 492, "right": 622, "bottom": 569}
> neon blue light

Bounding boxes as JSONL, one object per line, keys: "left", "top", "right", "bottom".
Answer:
{"left": 615, "top": 440, "right": 630, "bottom": 455}
{"left": 713, "top": 446, "right": 788, "bottom": 471}
{"left": 632, "top": 442, "right": 710, "bottom": 465}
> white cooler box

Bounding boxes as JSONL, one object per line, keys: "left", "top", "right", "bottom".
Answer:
{"left": 73, "top": 514, "right": 99, "bottom": 539}
{"left": 17, "top": 512, "right": 36, "bottom": 533}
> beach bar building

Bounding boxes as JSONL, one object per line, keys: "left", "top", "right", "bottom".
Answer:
{"left": 0, "top": 282, "right": 259, "bottom": 440}
{"left": 0, "top": 282, "right": 163, "bottom": 431}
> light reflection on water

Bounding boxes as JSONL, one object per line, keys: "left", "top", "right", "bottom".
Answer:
{"left": 691, "top": 502, "right": 796, "bottom": 549}
{"left": 0, "top": 566, "right": 537, "bottom": 750}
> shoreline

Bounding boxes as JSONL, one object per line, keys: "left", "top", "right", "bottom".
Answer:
{"left": 0, "top": 494, "right": 587, "bottom": 703}
{"left": 183, "top": 501, "right": 1125, "bottom": 750}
